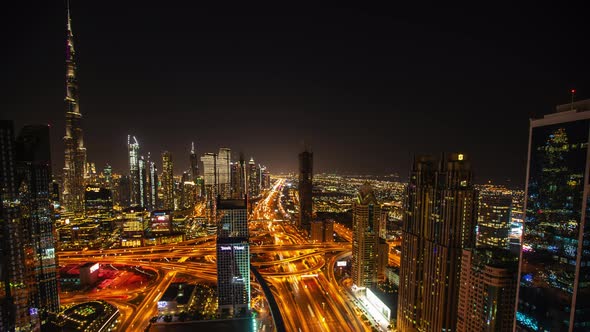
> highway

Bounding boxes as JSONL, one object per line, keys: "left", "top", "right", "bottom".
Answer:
{"left": 58, "top": 177, "right": 399, "bottom": 331}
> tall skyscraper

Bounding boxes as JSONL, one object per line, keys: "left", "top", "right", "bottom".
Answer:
{"left": 216, "top": 198, "right": 250, "bottom": 317}
{"left": 351, "top": 184, "right": 381, "bottom": 289}
{"left": 0, "top": 121, "right": 37, "bottom": 331}
{"left": 476, "top": 191, "right": 512, "bottom": 249}
{"left": 298, "top": 149, "right": 313, "bottom": 232}
{"left": 15, "top": 125, "right": 60, "bottom": 326}
{"left": 62, "top": 4, "right": 87, "bottom": 214}
{"left": 201, "top": 152, "right": 217, "bottom": 199}
{"left": 128, "top": 135, "right": 140, "bottom": 207}
{"left": 161, "top": 151, "right": 174, "bottom": 210}
{"left": 147, "top": 153, "right": 158, "bottom": 210}
{"left": 516, "top": 99, "right": 590, "bottom": 331}
{"left": 397, "top": 153, "right": 477, "bottom": 332}
{"left": 457, "top": 248, "right": 518, "bottom": 332}
{"left": 190, "top": 142, "right": 199, "bottom": 182}
{"left": 217, "top": 148, "right": 232, "bottom": 199}
{"left": 247, "top": 157, "right": 259, "bottom": 198}
{"left": 138, "top": 156, "right": 147, "bottom": 208}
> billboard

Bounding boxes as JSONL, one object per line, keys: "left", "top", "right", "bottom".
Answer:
{"left": 151, "top": 210, "right": 171, "bottom": 232}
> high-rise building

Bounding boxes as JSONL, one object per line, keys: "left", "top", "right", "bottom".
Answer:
{"left": 476, "top": 191, "right": 512, "bottom": 249}
{"left": 189, "top": 142, "right": 199, "bottom": 182}
{"left": 128, "top": 135, "right": 140, "bottom": 207}
{"left": 351, "top": 184, "right": 381, "bottom": 289}
{"left": 103, "top": 164, "right": 112, "bottom": 189}
{"left": 217, "top": 148, "right": 232, "bottom": 199}
{"left": 397, "top": 153, "right": 477, "bottom": 332}
{"left": 201, "top": 153, "right": 217, "bottom": 199}
{"left": 260, "top": 166, "right": 271, "bottom": 190}
{"left": 147, "top": 154, "right": 158, "bottom": 210}
{"left": 161, "top": 151, "right": 174, "bottom": 210}
{"left": 15, "top": 124, "right": 60, "bottom": 328}
{"left": 457, "top": 248, "right": 518, "bottom": 332}
{"left": 310, "top": 219, "right": 334, "bottom": 243}
{"left": 298, "top": 150, "right": 313, "bottom": 232}
{"left": 138, "top": 156, "right": 147, "bottom": 208}
{"left": 516, "top": 99, "right": 590, "bottom": 331}
{"left": 247, "top": 157, "right": 259, "bottom": 198}
{"left": 62, "top": 4, "right": 87, "bottom": 215}
{"left": 0, "top": 121, "right": 38, "bottom": 331}
{"left": 216, "top": 198, "right": 250, "bottom": 317}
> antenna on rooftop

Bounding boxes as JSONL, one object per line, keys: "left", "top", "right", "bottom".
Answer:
{"left": 571, "top": 89, "right": 576, "bottom": 111}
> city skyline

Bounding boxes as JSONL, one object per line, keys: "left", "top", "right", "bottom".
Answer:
{"left": 3, "top": 3, "right": 588, "bottom": 185}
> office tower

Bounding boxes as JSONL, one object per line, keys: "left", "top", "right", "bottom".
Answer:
{"left": 189, "top": 142, "right": 199, "bottom": 182}
{"left": 457, "top": 248, "right": 518, "bottom": 332}
{"left": 260, "top": 166, "right": 271, "bottom": 190}
{"left": 0, "top": 121, "right": 36, "bottom": 331}
{"left": 16, "top": 125, "right": 60, "bottom": 328}
{"left": 84, "top": 185, "right": 113, "bottom": 216}
{"left": 128, "top": 135, "right": 140, "bottom": 206}
{"left": 247, "top": 157, "right": 259, "bottom": 198}
{"left": 201, "top": 153, "right": 217, "bottom": 199}
{"left": 216, "top": 198, "right": 250, "bottom": 316}
{"left": 161, "top": 151, "right": 174, "bottom": 210}
{"left": 397, "top": 154, "right": 477, "bottom": 332}
{"left": 298, "top": 149, "right": 313, "bottom": 232}
{"left": 516, "top": 99, "right": 590, "bottom": 331}
{"left": 114, "top": 175, "right": 131, "bottom": 208}
{"left": 351, "top": 184, "right": 381, "bottom": 289}
{"left": 147, "top": 155, "right": 158, "bottom": 210}
{"left": 476, "top": 191, "right": 512, "bottom": 249}
{"left": 310, "top": 219, "right": 334, "bottom": 242}
{"left": 103, "top": 164, "right": 112, "bottom": 189}
{"left": 62, "top": 4, "right": 87, "bottom": 214}
{"left": 217, "top": 148, "right": 232, "bottom": 199}
{"left": 231, "top": 154, "right": 247, "bottom": 199}
{"left": 138, "top": 156, "right": 147, "bottom": 208}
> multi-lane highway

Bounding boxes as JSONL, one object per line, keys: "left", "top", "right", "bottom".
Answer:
{"left": 58, "top": 178, "right": 399, "bottom": 331}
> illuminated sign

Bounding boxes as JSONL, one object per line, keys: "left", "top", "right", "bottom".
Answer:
{"left": 220, "top": 246, "right": 232, "bottom": 251}
{"left": 89, "top": 263, "right": 99, "bottom": 274}
{"left": 86, "top": 186, "right": 101, "bottom": 192}
{"left": 336, "top": 261, "right": 347, "bottom": 267}
{"left": 157, "top": 216, "right": 167, "bottom": 221}
{"left": 458, "top": 153, "right": 464, "bottom": 161}
{"left": 157, "top": 301, "right": 168, "bottom": 309}
{"left": 234, "top": 246, "right": 245, "bottom": 250}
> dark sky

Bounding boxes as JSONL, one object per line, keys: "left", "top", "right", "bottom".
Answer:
{"left": 2, "top": 2, "right": 588, "bottom": 186}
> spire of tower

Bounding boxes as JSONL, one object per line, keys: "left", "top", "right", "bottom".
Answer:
{"left": 67, "top": 0, "right": 72, "bottom": 33}
{"left": 191, "top": 141, "right": 195, "bottom": 154}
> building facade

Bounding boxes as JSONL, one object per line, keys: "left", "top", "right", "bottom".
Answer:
{"left": 127, "top": 135, "right": 140, "bottom": 207}
{"left": 477, "top": 191, "right": 512, "bottom": 249}
{"left": 161, "top": 151, "right": 174, "bottom": 210}
{"left": 397, "top": 154, "right": 477, "bottom": 332}
{"left": 62, "top": 5, "right": 87, "bottom": 214}
{"left": 351, "top": 184, "right": 381, "bottom": 289}
{"left": 516, "top": 99, "right": 590, "bottom": 331}
{"left": 216, "top": 199, "right": 250, "bottom": 317}
{"left": 298, "top": 150, "right": 313, "bottom": 232}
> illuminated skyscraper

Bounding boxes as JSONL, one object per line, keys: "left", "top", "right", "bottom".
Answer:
{"left": 216, "top": 198, "right": 250, "bottom": 317}
{"left": 247, "top": 157, "right": 259, "bottom": 198}
{"left": 351, "top": 184, "right": 381, "bottom": 289}
{"left": 147, "top": 153, "right": 158, "bottom": 210}
{"left": 189, "top": 142, "right": 199, "bottom": 182}
{"left": 397, "top": 153, "right": 477, "bottom": 332}
{"left": 127, "top": 135, "right": 140, "bottom": 207}
{"left": 457, "top": 248, "right": 518, "bottom": 332}
{"left": 138, "top": 156, "right": 147, "bottom": 208}
{"left": 476, "top": 191, "right": 512, "bottom": 249}
{"left": 161, "top": 151, "right": 174, "bottom": 210}
{"left": 62, "top": 4, "right": 87, "bottom": 214}
{"left": 0, "top": 121, "right": 37, "bottom": 331}
{"left": 298, "top": 149, "right": 313, "bottom": 232}
{"left": 516, "top": 99, "right": 590, "bottom": 331}
{"left": 217, "top": 148, "right": 232, "bottom": 199}
{"left": 15, "top": 125, "right": 60, "bottom": 327}
{"left": 201, "top": 152, "right": 217, "bottom": 199}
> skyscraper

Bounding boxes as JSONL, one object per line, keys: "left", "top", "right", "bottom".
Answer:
{"left": 0, "top": 121, "right": 37, "bottom": 331}
{"left": 217, "top": 148, "right": 232, "bottom": 199}
{"left": 189, "top": 142, "right": 199, "bottom": 182}
{"left": 147, "top": 153, "right": 158, "bottom": 210}
{"left": 128, "top": 135, "right": 140, "bottom": 207}
{"left": 476, "top": 190, "right": 512, "bottom": 249}
{"left": 201, "top": 152, "right": 217, "bottom": 199}
{"left": 351, "top": 184, "right": 381, "bottom": 289}
{"left": 516, "top": 99, "right": 590, "bottom": 331}
{"left": 161, "top": 151, "right": 174, "bottom": 210}
{"left": 247, "top": 157, "right": 259, "bottom": 198}
{"left": 15, "top": 125, "right": 60, "bottom": 326}
{"left": 457, "top": 248, "right": 518, "bottom": 332}
{"left": 62, "top": 4, "right": 87, "bottom": 214}
{"left": 138, "top": 155, "right": 147, "bottom": 208}
{"left": 397, "top": 153, "right": 477, "bottom": 332}
{"left": 216, "top": 198, "right": 250, "bottom": 317}
{"left": 298, "top": 149, "right": 313, "bottom": 232}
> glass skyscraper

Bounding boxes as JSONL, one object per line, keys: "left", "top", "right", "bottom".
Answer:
{"left": 517, "top": 99, "right": 590, "bottom": 331}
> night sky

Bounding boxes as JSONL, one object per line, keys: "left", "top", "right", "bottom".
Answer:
{"left": 3, "top": 2, "right": 588, "bottom": 186}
